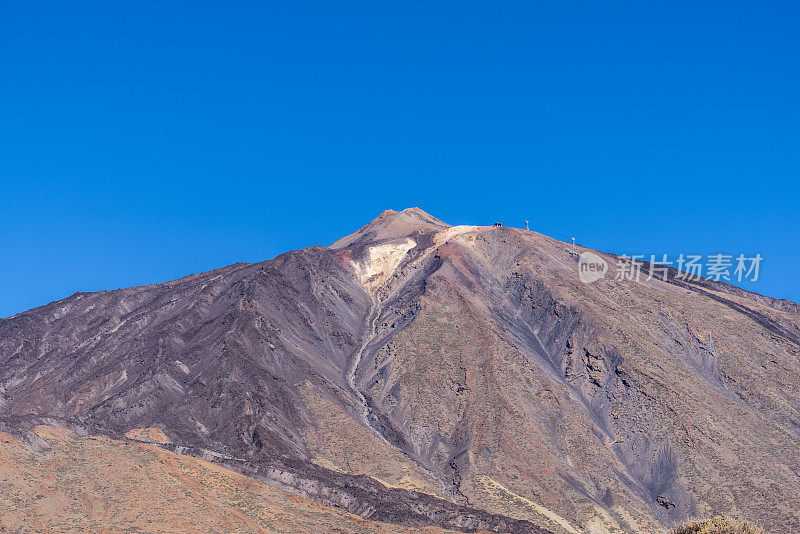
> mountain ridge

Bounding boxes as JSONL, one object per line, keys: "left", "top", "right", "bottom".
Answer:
{"left": 2, "top": 209, "right": 799, "bottom": 533}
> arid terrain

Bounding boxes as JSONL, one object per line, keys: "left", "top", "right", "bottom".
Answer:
{"left": 0, "top": 424, "right": 467, "bottom": 533}
{"left": 2, "top": 208, "right": 799, "bottom": 533}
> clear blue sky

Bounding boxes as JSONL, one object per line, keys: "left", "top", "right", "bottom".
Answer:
{"left": 2, "top": 1, "right": 799, "bottom": 318}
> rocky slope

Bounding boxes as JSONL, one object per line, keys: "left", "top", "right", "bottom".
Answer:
{"left": 1, "top": 208, "right": 799, "bottom": 533}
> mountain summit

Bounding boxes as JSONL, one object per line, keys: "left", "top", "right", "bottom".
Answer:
{"left": 2, "top": 210, "right": 800, "bottom": 533}
{"left": 331, "top": 207, "right": 450, "bottom": 249}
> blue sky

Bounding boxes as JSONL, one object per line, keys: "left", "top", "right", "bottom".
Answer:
{"left": 2, "top": 1, "right": 799, "bottom": 317}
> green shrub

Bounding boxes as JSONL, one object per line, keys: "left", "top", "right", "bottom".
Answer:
{"left": 671, "top": 516, "right": 764, "bottom": 534}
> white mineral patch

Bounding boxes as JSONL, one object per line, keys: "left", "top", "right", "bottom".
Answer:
{"left": 353, "top": 238, "right": 416, "bottom": 292}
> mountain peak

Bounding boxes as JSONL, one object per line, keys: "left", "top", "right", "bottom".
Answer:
{"left": 330, "top": 208, "right": 450, "bottom": 249}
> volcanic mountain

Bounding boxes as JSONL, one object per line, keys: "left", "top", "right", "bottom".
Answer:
{"left": 2, "top": 208, "right": 799, "bottom": 533}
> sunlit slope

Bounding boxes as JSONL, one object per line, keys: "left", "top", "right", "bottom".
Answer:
{"left": 0, "top": 425, "right": 460, "bottom": 534}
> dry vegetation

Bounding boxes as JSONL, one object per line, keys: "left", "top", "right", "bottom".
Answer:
{"left": 298, "top": 380, "right": 441, "bottom": 495}
{"left": 670, "top": 516, "right": 765, "bottom": 534}
{"left": 0, "top": 426, "right": 456, "bottom": 534}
